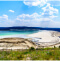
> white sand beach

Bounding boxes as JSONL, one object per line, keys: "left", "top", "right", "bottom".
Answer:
{"left": 28, "top": 30, "right": 60, "bottom": 42}
{"left": 0, "top": 30, "right": 60, "bottom": 49}
{"left": 27, "top": 30, "right": 60, "bottom": 48}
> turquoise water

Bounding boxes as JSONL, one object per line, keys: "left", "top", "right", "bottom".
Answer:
{"left": 0, "top": 30, "right": 40, "bottom": 36}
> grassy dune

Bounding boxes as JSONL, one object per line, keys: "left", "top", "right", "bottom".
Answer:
{"left": 0, "top": 48, "right": 60, "bottom": 60}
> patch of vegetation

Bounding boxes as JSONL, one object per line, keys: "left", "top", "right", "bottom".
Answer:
{"left": 17, "top": 54, "right": 24, "bottom": 60}
{"left": 54, "top": 46, "right": 56, "bottom": 48}
{"left": 0, "top": 48, "right": 60, "bottom": 60}
{"left": 29, "top": 47, "right": 35, "bottom": 51}
{"left": 59, "top": 46, "right": 60, "bottom": 48}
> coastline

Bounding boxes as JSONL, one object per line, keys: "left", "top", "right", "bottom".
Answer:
{"left": 0, "top": 38, "right": 36, "bottom": 50}
{"left": 28, "top": 30, "right": 60, "bottom": 42}
{"left": 0, "top": 30, "right": 60, "bottom": 49}
{"left": 27, "top": 30, "right": 60, "bottom": 48}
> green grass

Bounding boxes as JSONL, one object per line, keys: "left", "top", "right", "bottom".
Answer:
{"left": 0, "top": 48, "right": 60, "bottom": 60}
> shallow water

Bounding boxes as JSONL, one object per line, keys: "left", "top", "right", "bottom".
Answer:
{"left": 0, "top": 30, "right": 42, "bottom": 43}
{"left": 0, "top": 30, "right": 40, "bottom": 38}
{"left": 0, "top": 30, "right": 39, "bottom": 35}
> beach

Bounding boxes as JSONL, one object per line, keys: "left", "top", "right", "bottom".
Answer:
{"left": 28, "top": 30, "right": 60, "bottom": 48}
{"left": 0, "top": 30, "right": 60, "bottom": 49}
{"left": 0, "top": 38, "right": 36, "bottom": 50}
{"left": 28, "top": 30, "right": 60, "bottom": 42}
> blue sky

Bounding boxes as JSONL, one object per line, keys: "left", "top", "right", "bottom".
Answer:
{"left": 0, "top": 0, "right": 60, "bottom": 28}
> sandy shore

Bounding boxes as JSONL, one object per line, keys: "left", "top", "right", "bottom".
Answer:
{"left": 27, "top": 30, "right": 60, "bottom": 48}
{"left": 28, "top": 30, "right": 60, "bottom": 42}
{"left": 0, "top": 30, "right": 60, "bottom": 49}
{"left": 0, "top": 38, "right": 36, "bottom": 50}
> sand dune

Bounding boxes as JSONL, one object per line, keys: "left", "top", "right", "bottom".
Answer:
{"left": 0, "top": 38, "right": 36, "bottom": 50}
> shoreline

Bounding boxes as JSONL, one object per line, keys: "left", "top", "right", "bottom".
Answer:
{"left": 27, "top": 30, "right": 60, "bottom": 48}
{"left": 0, "top": 30, "right": 60, "bottom": 49}
{"left": 0, "top": 38, "right": 36, "bottom": 50}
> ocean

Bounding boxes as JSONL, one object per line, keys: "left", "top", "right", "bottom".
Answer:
{"left": 0, "top": 26, "right": 60, "bottom": 39}
{"left": 0, "top": 30, "right": 40, "bottom": 38}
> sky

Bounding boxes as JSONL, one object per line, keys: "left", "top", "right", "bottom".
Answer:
{"left": 0, "top": 0, "right": 60, "bottom": 28}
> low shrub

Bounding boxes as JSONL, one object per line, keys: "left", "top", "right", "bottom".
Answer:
{"left": 17, "top": 54, "right": 24, "bottom": 60}
{"left": 59, "top": 46, "right": 60, "bottom": 48}
{"left": 29, "top": 47, "right": 35, "bottom": 51}
{"left": 54, "top": 46, "right": 56, "bottom": 48}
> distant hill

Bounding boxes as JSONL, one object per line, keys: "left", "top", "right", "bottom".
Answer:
{"left": 0, "top": 26, "right": 60, "bottom": 32}
{"left": 0, "top": 26, "right": 40, "bottom": 30}
{"left": 40, "top": 27, "right": 60, "bottom": 32}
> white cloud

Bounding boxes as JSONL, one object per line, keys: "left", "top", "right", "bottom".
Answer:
{"left": 48, "top": 0, "right": 60, "bottom": 1}
{"left": 23, "top": 0, "right": 47, "bottom": 6}
{"left": 42, "top": 3, "right": 58, "bottom": 18}
{"left": 0, "top": 14, "right": 15, "bottom": 27}
{"left": 47, "top": 0, "right": 60, "bottom": 6}
{"left": 16, "top": 12, "right": 53, "bottom": 27}
{"left": 16, "top": 13, "right": 41, "bottom": 21}
{"left": 16, "top": 13, "right": 52, "bottom": 22}
{"left": 9, "top": 10, "right": 14, "bottom": 13}
{"left": 42, "top": 3, "right": 58, "bottom": 13}
{"left": 16, "top": 3, "right": 58, "bottom": 22}
{"left": 16, "top": 13, "right": 60, "bottom": 27}
{"left": 0, "top": 14, "right": 8, "bottom": 20}
{"left": 23, "top": 0, "right": 60, "bottom": 6}
{"left": 16, "top": 3, "right": 59, "bottom": 27}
